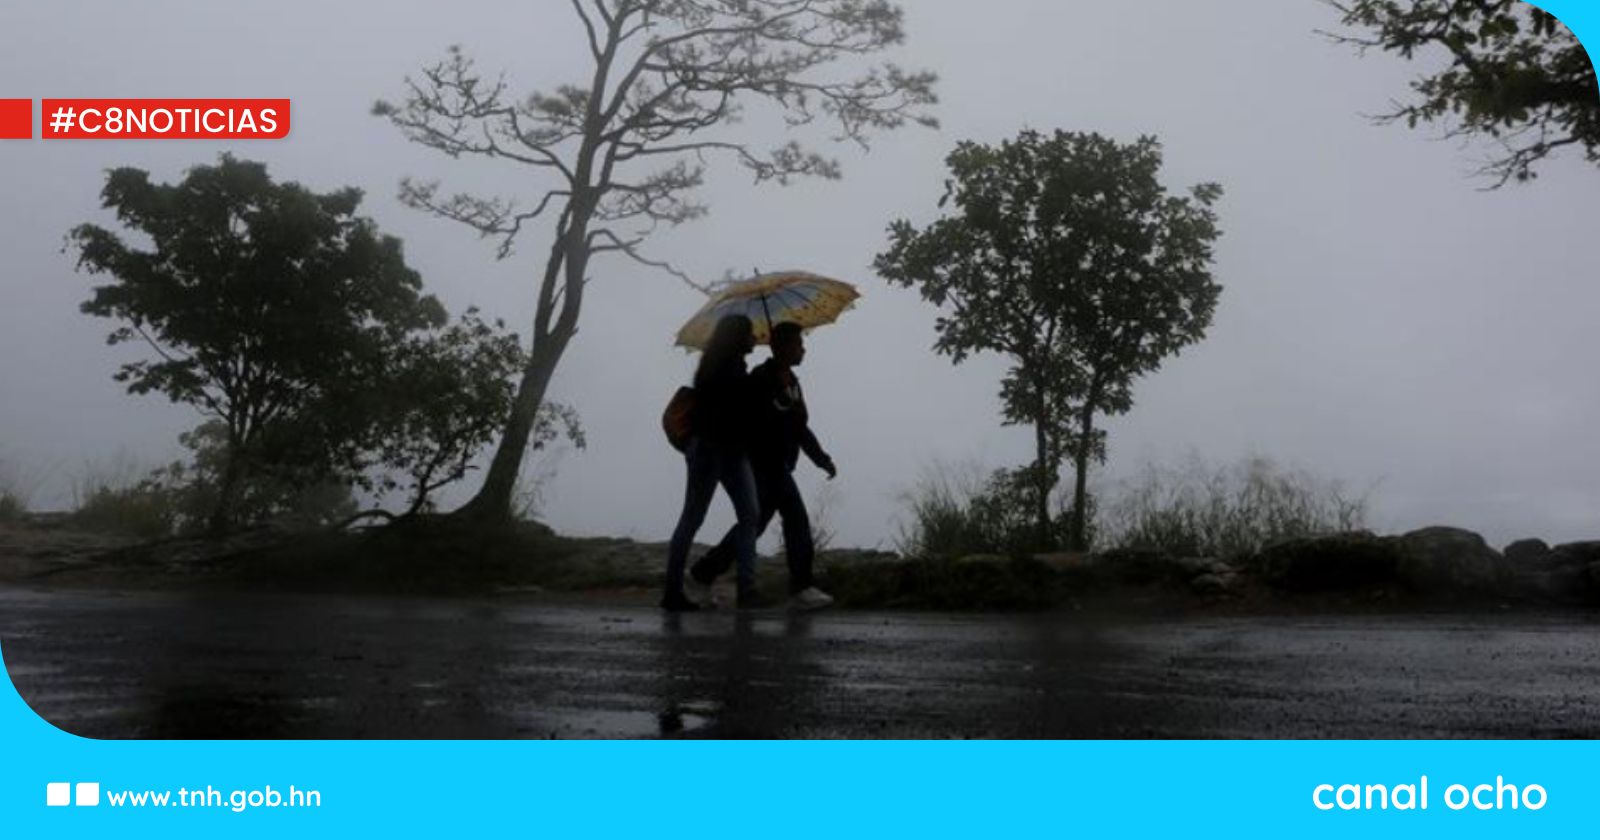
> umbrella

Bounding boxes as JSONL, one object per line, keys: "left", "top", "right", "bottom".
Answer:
{"left": 675, "top": 270, "right": 860, "bottom": 349}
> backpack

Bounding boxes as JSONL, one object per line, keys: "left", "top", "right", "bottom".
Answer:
{"left": 662, "top": 386, "right": 696, "bottom": 452}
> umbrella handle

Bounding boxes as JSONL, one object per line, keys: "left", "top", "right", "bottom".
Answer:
{"left": 760, "top": 292, "right": 774, "bottom": 339}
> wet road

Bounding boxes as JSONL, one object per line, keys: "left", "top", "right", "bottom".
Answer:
{"left": 4, "top": 586, "right": 1600, "bottom": 738}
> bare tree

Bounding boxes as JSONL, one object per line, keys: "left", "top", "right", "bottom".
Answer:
{"left": 375, "top": 0, "right": 938, "bottom": 522}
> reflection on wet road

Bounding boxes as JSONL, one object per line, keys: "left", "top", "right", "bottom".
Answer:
{"left": 4, "top": 586, "right": 1600, "bottom": 738}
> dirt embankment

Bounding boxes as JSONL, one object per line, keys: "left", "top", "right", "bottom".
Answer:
{"left": 3, "top": 516, "right": 1597, "bottom": 614}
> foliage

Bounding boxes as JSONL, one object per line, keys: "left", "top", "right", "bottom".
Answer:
{"left": 375, "top": 0, "right": 938, "bottom": 519}
{"left": 1325, "top": 0, "right": 1599, "bottom": 185}
{"left": 506, "top": 404, "right": 588, "bottom": 523}
{"left": 70, "top": 484, "right": 179, "bottom": 541}
{"left": 876, "top": 130, "right": 1222, "bottom": 550}
{"left": 895, "top": 462, "right": 1093, "bottom": 558}
{"left": 67, "top": 156, "right": 554, "bottom": 532}
{"left": 364, "top": 310, "right": 583, "bottom": 515}
{"left": 1098, "top": 454, "right": 1370, "bottom": 559}
{"left": 68, "top": 455, "right": 182, "bottom": 540}
{"left": 0, "top": 456, "right": 39, "bottom": 523}
{"left": 155, "top": 422, "right": 361, "bottom": 533}
{"left": 67, "top": 155, "right": 446, "bottom": 532}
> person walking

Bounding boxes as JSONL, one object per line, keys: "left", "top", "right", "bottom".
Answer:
{"left": 662, "top": 314, "right": 767, "bottom": 612}
{"left": 690, "top": 321, "right": 837, "bottom": 610}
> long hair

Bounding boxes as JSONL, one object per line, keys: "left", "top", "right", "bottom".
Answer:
{"left": 695, "top": 314, "right": 753, "bottom": 387}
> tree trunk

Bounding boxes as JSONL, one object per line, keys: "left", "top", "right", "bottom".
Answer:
{"left": 208, "top": 439, "right": 245, "bottom": 536}
{"left": 1032, "top": 417, "right": 1054, "bottom": 550}
{"left": 1069, "top": 405, "right": 1094, "bottom": 552}
{"left": 456, "top": 199, "right": 593, "bottom": 523}
{"left": 454, "top": 339, "right": 566, "bottom": 523}
{"left": 456, "top": 158, "right": 599, "bottom": 525}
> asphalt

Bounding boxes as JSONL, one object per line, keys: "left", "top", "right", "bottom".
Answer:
{"left": 4, "top": 586, "right": 1600, "bottom": 738}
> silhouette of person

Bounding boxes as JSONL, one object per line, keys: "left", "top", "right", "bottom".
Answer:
{"left": 662, "top": 314, "right": 764, "bottom": 611}
{"left": 690, "top": 321, "right": 837, "bottom": 610}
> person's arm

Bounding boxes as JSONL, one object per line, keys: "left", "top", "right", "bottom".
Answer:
{"left": 799, "top": 425, "right": 836, "bottom": 478}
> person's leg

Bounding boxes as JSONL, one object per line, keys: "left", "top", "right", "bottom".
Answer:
{"left": 717, "top": 454, "right": 762, "bottom": 596}
{"left": 665, "top": 441, "right": 718, "bottom": 598}
{"left": 692, "top": 475, "right": 777, "bottom": 584}
{"left": 769, "top": 471, "right": 816, "bottom": 594}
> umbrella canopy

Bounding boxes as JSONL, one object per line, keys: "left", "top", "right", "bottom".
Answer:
{"left": 675, "top": 270, "right": 860, "bottom": 349}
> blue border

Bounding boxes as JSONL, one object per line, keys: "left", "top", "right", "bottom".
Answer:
{"left": 3, "top": 2, "right": 1598, "bottom": 837}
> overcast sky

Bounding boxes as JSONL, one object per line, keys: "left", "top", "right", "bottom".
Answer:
{"left": 1, "top": 1, "right": 1595, "bottom": 551}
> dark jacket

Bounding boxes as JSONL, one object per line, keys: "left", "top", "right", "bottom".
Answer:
{"left": 746, "top": 358, "right": 832, "bottom": 473}
{"left": 691, "top": 356, "right": 754, "bottom": 450}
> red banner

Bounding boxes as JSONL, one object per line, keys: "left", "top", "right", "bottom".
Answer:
{"left": 0, "top": 99, "right": 31, "bottom": 139}
{"left": 40, "top": 99, "right": 290, "bottom": 139}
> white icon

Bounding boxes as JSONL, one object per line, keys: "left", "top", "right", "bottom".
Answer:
{"left": 75, "top": 783, "right": 99, "bottom": 807}
{"left": 46, "top": 782, "right": 70, "bottom": 807}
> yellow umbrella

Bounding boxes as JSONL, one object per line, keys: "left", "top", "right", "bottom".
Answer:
{"left": 675, "top": 270, "right": 860, "bottom": 349}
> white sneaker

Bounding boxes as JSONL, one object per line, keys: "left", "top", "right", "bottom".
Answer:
{"left": 687, "top": 575, "right": 720, "bottom": 609}
{"left": 789, "top": 586, "right": 835, "bottom": 611}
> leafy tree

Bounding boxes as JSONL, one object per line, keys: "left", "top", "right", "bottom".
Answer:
{"left": 1324, "top": 0, "right": 1598, "bottom": 185}
{"left": 151, "top": 421, "right": 360, "bottom": 534}
{"left": 875, "top": 130, "right": 1223, "bottom": 551}
{"left": 375, "top": 0, "right": 938, "bottom": 522}
{"left": 369, "top": 311, "right": 586, "bottom": 516}
{"left": 68, "top": 155, "right": 447, "bottom": 533}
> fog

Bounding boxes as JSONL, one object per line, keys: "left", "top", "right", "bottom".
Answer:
{"left": 1, "top": 0, "right": 1595, "bottom": 551}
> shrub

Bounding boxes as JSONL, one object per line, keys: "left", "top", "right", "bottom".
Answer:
{"left": 895, "top": 462, "right": 1092, "bottom": 558}
{"left": 69, "top": 456, "right": 181, "bottom": 540}
{"left": 0, "top": 456, "right": 36, "bottom": 523}
{"left": 1097, "top": 454, "right": 1369, "bottom": 559}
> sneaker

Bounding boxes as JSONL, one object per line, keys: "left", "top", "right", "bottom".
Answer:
{"left": 736, "top": 589, "right": 779, "bottom": 611}
{"left": 789, "top": 586, "right": 835, "bottom": 611}
{"left": 686, "top": 573, "right": 719, "bottom": 609}
{"left": 660, "top": 591, "right": 702, "bottom": 613}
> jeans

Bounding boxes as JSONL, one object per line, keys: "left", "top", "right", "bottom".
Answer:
{"left": 693, "top": 463, "right": 815, "bottom": 594}
{"left": 665, "top": 437, "right": 760, "bottom": 595}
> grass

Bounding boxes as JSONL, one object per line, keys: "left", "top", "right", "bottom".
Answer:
{"left": 0, "top": 453, "right": 44, "bottom": 523}
{"left": 1095, "top": 454, "right": 1371, "bottom": 559}
{"left": 68, "top": 454, "right": 179, "bottom": 540}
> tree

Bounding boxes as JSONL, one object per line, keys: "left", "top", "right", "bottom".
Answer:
{"left": 69, "top": 155, "right": 448, "bottom": 533}
{"left": 875, "top": 130, "right": 1223, "bottom": 551}
{"left": 370, "top": 312, "right": 586, "bottom": 516}
{"left": 375, "top": 0, "right": 938, "bottom": 522}
{"left": 1324, "top": 0, "right": 1598, "bottom": 186}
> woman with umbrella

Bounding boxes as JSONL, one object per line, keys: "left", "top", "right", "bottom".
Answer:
{"left": 666, "top": 271, "right": 859, "bottom": 611}
{"left": 662, "top": 313, "right": 764, "bottom": 612}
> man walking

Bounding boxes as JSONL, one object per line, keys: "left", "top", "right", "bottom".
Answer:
{"left": 689, "top": 321, "right": 836, "bottom": 610}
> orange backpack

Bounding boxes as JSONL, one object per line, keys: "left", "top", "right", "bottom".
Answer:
{"left": 662, "top": 386, "right": 695, "bottom": 452}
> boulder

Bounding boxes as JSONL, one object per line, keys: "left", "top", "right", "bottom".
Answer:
{"left": 1174, "top": 556, "right": 1234, "bottom": 578}
{"left": 1395, "top": 526, "right": 1505, "bottom": 596}
{"left": 1505, "top": 539, "right": 1590, "bottom": 603}
{"left": 1555, "top": 541, "right": 1600, "bottom": 566}
{"left": 1558, "top": 544, "right": 1600, "bottom": 595}
{"left": 1502, "top": 538, "right": 1551, "bottom": 565}
{"left": 1093, "top": 547, "right": 1182, "bottom": 585}
{"left": 1189, "top": 571, "right": 1240, "bottom": 596}
{"left": 1256, "top": 531, "right": 1401, "bottom": 592}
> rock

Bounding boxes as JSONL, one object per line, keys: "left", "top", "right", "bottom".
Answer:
{"left": 1256, "top": 531, "right": 1400, "bottom": 592}
{"left": 1175, "top": 556, "right": 1233, "bottom": 578}
{"left": 1189, "top": 571, "right": 1239, "bottom": 596}
{"left": 1396, "top": 526, "right": 1505, "bottom": 596}
{"left": 1093, "top": 547, "right": 1180, "bottom": 585}
{"left": 1516, "top": 567, "right": 1589, "bottom": 603}
{"left": 1030, "top": 551, "right": 1096, "bottom": 571}
{"left": 1504, "top": 539, "right": 1591, "bottom": 603}
{"left": 1503, "top": 538, "right": 1551, "bottom": 565}
{"left": 1554, "top": 541, "right": 1600, "bottom": 566}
